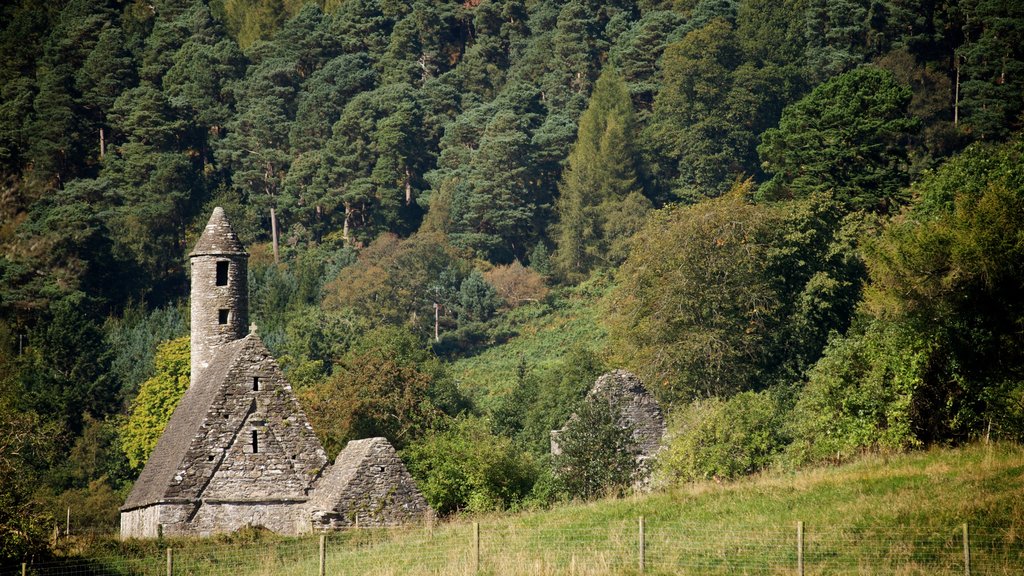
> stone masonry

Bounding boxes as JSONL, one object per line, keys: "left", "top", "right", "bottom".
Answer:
{"left": 308, "top": 438, "right": 431, "bottom": 530}
{"left": 551, "top": 370, "right": 666, "bottom": 483}
{"left": 120, "top": 208, "right": 431, "bottom": 539}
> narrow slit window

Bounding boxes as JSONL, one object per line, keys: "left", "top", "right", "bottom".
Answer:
{"left": 218, "top": 309, "right": 229, "bottom": 324}
{"left": 216, "top": 261, "right": 229, "bottom": 286}
{"left": 252, "top": 377, "right": 260, "bottom": 391}
{"left": 251, "top": 430, "right": 259, "bottom": 453}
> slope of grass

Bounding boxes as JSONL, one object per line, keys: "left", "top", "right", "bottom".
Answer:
{"left": 40, "top": 443, "right": 1024, "bottom": 576}
{"left": 449, "top": 275, "right": 611, "bottom": 410}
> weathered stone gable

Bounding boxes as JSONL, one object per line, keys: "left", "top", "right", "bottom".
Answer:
{"left": 551, "top": 370, "right": 666, "bottom": 483}
{"left": 196, "top": 334, "right": 327, "bottom": 500}
{"left": 588, "top": 370, "right": 666, "bottom": 458}
{"left": 309, "top": 438, "right": 430, "bottom": 529}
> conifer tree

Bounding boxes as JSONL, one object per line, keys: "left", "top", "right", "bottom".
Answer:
{"left": 552, "top": 66, "right": 649, "bottom": 283}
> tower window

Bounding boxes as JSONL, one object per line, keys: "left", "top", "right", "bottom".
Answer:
{"left": 252, "top": 377, "right": 260, "bottom": 391}
{"left": 251, "top": 430, "right": 259, "bottom": 453}
{"left": 216, "top": 261, "right": 229, "bottom": 286}
{"left": 218, "top": 309, "right": 229, "bottom": 324}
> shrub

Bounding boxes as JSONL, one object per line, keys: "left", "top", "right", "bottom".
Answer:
{"left": 784, "top": 319, "right": 933, "bottom": 465}
{"left": 553, "top": 397, "right": 636, "bottom": 500}
{"left": 657, "top": 390, "right": 785, "bottom": 483}
{"left": 484, "top": 261, "right": 549, "bottom": 308}
{"left": 403, "top": 416, "right": 538, "bottom": 515}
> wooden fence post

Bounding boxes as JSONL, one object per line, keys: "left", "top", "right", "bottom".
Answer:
{"left": 638, "top": 516, "right": 646, "bottom": 573}
{"left": 166, "top": 547, "right": 173, "bottom": 576}
{"left": 472, "top": 522, "right": 480, "bottom": 574}
{"left": 963, "top": 523, "right": 971, "bottom": 576}
{"left": 797, "top": 521, "right": 804, "bottom": 576}
{"left": 319, "top": 533, "right": 326, "bottom": 576}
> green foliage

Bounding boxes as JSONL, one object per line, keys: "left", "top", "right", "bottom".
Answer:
{"left": 449, "top": 277, "right": 611, "bottom": 411}
{"left": 606, "top": 183, "right": 787, "bottom": 403}
{"left": 789, "top": 136, "right": 1024, "bottom": 464}
{"left": 120, "top": 337, "right": 190, "bottom": 472}
{"left": 104, "top": 304, "right": 188, "bottom": 404}
{"left": 786, "top": 319, "right": 931, "bottom": 464}
{"left": 553, "top": 66, "right": 649, "bottom": 282}
{"left": 552, "top": 395, "right": 637, "bottom": 500}
{"left": 956, "top": 0, "right": 1024, "bottom": 139}
{"left": 22, "top": 295, "right": 116, "bottom": 434}
{"left": 860, "top": 137, "right": 1024, "bottom": 442}
{"left": 300, "top": 326, "right": 467, "bottom": 457}
{"left": 458, "top": 269, "right": 501, "bottom": 323}
{"left": 657, "top": 391, "right": 786, "bottom": 483}
{"left": 403, "top": 416, "right": 538, "bottom": 515}
{"left": 322, "top": 232, "right": 471, "bottom": 339}
{"left": 758, "top": 66, "right": 919, "bottom": 212}
{"left": 493, "top": 346, "right": 606, "bottom": 454}
{"left": 0, "top": 347, "right": 59, "bottom": 563}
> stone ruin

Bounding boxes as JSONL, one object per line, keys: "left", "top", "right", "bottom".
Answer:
{"left": 309, "top": 438, "right": 430, "bottom": 529}
{"left": 120, "top": 208, "right": 431, "bottom": 539}
{"left": 551, "top": 369, "right": 667, "bottom": 484}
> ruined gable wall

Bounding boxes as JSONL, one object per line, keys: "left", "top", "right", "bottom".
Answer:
{"left": 310, "top": 438, "right": 430, "bottom": 529}
{"left": 589, "top": 370, "right": 666, "bottom": 458}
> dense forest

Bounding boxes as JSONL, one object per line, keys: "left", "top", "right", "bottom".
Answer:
{"left": 2, "top": 0, "right": 1024, "bottom": 564}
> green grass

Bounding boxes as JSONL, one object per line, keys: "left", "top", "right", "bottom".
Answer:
{"left": 449, "top": 276, "right": 611, "bottom": 411}
{"left": 46, "top": 442, "right": 1024, "bottom": 575}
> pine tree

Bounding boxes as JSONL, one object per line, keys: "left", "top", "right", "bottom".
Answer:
{"left": 552, "top": 66, "right": 648, "bottom": 282}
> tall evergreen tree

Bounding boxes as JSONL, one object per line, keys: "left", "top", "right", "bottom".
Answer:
{"left": 552, "top": 66, "right": 648, "bottom": 282}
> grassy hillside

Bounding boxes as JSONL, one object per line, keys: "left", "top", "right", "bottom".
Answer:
{"left": 38, "top": 442, "right": 1024, "bottom": 575}
{"left": 449, "top": 276, "right": 611, "bottom": 410}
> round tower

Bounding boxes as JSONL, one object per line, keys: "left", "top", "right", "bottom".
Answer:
{"left": 189, "top": 207, "right": 249, "bottom": 387}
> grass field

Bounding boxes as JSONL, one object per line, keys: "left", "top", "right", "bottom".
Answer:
{"left": 24, "top": 442, "right": 1024, "bottom": 575}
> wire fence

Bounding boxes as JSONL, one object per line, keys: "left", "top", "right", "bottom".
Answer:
{"left": 4, "top": 519, "right": 1022, "bottom": 575}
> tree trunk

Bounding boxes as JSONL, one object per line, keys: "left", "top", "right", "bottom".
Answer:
{"left": 434, "top": 302, "right": 440, "bottom": 342}
{"left": 405, "top": 167, "right": 413, "bottom": 206}
{"left": 270, "top": 207, "right": 280, "bottom": 264}
{"left": 343, "top": 201, "right": 351, "bottom": 245}
{"left": 954, "top": 52, "right": 960, "bottom": 126}
{"left": 99, "top": 128, "right": 105, "bottom": 159}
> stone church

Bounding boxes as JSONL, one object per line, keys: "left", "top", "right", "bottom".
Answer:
{"left": 120, "top": 208, "right": 429, "bottom": 539}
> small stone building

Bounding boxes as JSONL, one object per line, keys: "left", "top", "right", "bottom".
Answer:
{"left": 309, "top": 438, "right": 430, "bottom": 529}
{"left": 551, "top": 370, "right": 666, "bottom": 480}
{"left": 120, "top": 208, "right": 429, "bottom": 539}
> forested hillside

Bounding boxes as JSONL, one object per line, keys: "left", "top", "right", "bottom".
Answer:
{"left": 2, "top": 0, "right": 1023, "bottom": 565}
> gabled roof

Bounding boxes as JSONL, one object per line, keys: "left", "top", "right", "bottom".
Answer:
{"left": 189, "top": 206, "right": 246, "bottom": 257}
{"left": 307, "top": 437, "right": 429, "bottom": 524}
{"left": 123, "top": 336, "right": 248, "bottom": 511}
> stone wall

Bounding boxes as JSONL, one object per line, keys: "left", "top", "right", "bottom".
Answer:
{"left": 188, "top": 501, "right": 312, "bottom": 536}
{"left": 551, "top": 370, "right": 666, "bottom": 485}
{"left": 190, "top": 252, "right": 248, "bottom": 386}
{"left": 309, "top": 438, "right": 430, "bottom": 529}
{"left": 167, "top": 336, "right": 327, "bottom": 503}
{"left": 120, "top": 503, "right": 196, "bottom": 540}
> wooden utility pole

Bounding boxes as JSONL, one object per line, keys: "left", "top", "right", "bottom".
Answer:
{"left": 270, "top": 207, "right": 280, "bottom": 264}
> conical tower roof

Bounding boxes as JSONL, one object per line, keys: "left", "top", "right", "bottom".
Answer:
{"left": 189, "top": 207, "right": 246, "bottom": 257}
